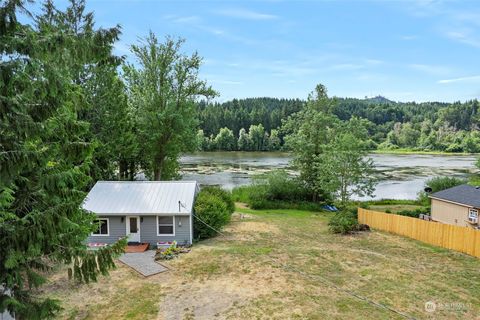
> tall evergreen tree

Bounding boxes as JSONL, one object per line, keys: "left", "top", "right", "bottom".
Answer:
{"left": 0, "top": 1, "right": 125, "bottom": 318}
{"left": 36, "top": 0, "right": 136, "bottom": 182}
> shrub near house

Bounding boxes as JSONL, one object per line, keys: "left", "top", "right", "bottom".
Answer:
{"left": 194, "top": 187, "right": 234, "bottom": 240}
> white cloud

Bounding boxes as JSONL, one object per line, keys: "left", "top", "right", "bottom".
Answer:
{"left": 330, "top": 63, "right": 364, "bottom": 70}
{"left": 438, "top": 75, "right": 480, "bottom": 84}
{"left": 163, "top": 14, "right": 231, "bottom": 40}
{"left": 409, "top": 63, "right": 452, "bottom": 75}
{"left": 365, "top": 59, "right": 384, "bottom": 65}
{"left": 210, "top": 79, "right": 243, "bottom": 85}
{"left": 399, "top": 1, "right": 480, "bottom": 48}
{"left": 171, "top": 16, "right": 201, "bottom": 24}
{"left": 215, "top": 8, "right": 278, "bottom": 20}
{"left": 453, "top": 13, "right": 480, "bottom": 26}
{"left": 445, "top": 29, "right": 480, "bottom": 48}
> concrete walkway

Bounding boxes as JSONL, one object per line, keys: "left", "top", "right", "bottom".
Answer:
{"left": 119, "top": 250, "right": 168, "bottom": 277}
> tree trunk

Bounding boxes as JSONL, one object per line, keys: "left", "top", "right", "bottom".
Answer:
{"left": 154, "top": 167, "right": 162, "bottom": 181}
{"left": 119, "top": 159, "right": 128, "bottom": 180}
{"left": 128, "top": 161, "right": 135, "bottom": 181}
{"left": 153, "top": 150, "right": 166, "bottom": 181}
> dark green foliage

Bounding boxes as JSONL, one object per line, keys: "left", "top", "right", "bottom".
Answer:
{"left": 361, "top": 199, "right": 420, "bottom": 206}
{"left": 283, "top": 85, "right": 376, "bottom": 204}
{"left": 0, "top": 1, "right": 126, "bottom": 318}
{"left": 251, "top": 199, "right": 326, "bottom": 211}
{"left": 232, "top": 170, "right": 321, "bottom": 210}
{"left": 197, "top": 97, "right": 304, "bottom": 146}
{"left": 418, "top": 176, "right": 466, "bottom": 205}
{"left": 253, "top": 170, "right": 312, "bottom": 202}
{"left": 231, "top": 185, "right": 254, "bottom": 203}
{"left": 84, "top": 66, "right": 139, "bottom": 182}
{"left": 426, "top": 176, "right": 466, "bottom": 192}
{"left": 193, "top": 187, "right": 233, "bottom": 240}
{"left": 200, "top": 186, "right": 235, "bottom": 214}
{"left": 328, "top": 210, "right": 360, "bottom": 234}
{"left": 395, "top": 208, "right": 429, "bottom": 218}
{"left": 196, "top": 95, "right": 479, "bottom": 153}
{"left": 123, "top": 33, "right": 217, "bottom": 180}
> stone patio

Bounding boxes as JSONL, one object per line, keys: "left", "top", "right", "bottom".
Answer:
{"left": 118, "top": 250, "right": 168, "bottom": 276}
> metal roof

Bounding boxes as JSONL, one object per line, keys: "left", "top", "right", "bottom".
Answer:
{"left": 429, "top": 184, "right": 480, "bottom": 208}
{"left": 82, "top": 181, "right": 199, "bottom": 215}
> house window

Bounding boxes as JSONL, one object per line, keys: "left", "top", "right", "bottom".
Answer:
{"left": 92, "top": 218, "right": 109, "bottom": 236}
{"left": 469, "top": 209, "right": 478, "bottom": 221}
{"left": 157, "top": 216, "right": 175, "bottom": 236}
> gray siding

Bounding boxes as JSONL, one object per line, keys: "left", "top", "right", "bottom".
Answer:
{"left": 141, "top": 216, "right": 191, "bottom": 246}
{"left": 87, "top": 215, "right": 192, "bottom": 246}
{"left": 87, "top": 216, "right": 126, "bottom": 244}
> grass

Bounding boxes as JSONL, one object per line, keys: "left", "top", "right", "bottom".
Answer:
{"left": 43, "top": 205, "right": 480, "bottom": 319}
{"left": 368, "top": 204, "right": 424, "bottom": 213}
{"left": 373, "top": 148, "right": 477, "bottom": 155}
{"left": 41, "top": 265, "right": 163, "bottom": 319}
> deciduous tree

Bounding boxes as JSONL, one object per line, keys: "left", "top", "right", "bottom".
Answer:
{"left": 124, "top": 33, "right": 217, "bottom": 180}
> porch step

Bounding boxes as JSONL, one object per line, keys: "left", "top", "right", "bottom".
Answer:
{"left": 125, "top": 242, "right": 149, "bottom": 253}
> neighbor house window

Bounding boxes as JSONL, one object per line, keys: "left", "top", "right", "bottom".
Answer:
{"left": 469, "top": 209, "right": 478, "bottom": 221}
{"left": 92, "top": 218, "right": 109, "bottom": 236}
{"left": 157, "top": 216, "right": 175, "bottom": 236}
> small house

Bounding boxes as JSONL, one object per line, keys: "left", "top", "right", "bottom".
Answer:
{"left": 82, "top": 181, "right": 199, "bottom": 247}
{"left": 429, "top": 184, "right": 480, "bottom": 228}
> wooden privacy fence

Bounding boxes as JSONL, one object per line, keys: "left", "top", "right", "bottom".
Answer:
{"left": 358, "top": 208, "right": 480, "bottom": 258}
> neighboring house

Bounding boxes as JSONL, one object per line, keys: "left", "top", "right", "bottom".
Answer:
{"left": 429, "top": 184, "right": 480, "bottom": 228}
{"left": 82, "top": 181, "right": 199, "bottom": 247}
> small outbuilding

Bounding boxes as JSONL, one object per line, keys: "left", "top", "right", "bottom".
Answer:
{"left": 82, "top": 181, "right": 199, "bottom": 247}
{"left": 429, "top": 184, "right": 480, "bottom": 228}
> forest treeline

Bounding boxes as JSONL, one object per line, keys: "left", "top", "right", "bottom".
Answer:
{"left": 197, "top": 97, "right": 480, "bottom": 152}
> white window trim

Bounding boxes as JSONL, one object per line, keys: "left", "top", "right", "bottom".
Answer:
{"left": 469, "top": 209, "right": 478, "bottom": 219}
{"left": 92, "top": 218, "right": 109, "bottom": 236}
{"left": 157, "top": 215, "right": 175, "bottom": 236}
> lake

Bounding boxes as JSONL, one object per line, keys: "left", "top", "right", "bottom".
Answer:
{"left": 179, "top": 151, "right": 477, "bottom": 200}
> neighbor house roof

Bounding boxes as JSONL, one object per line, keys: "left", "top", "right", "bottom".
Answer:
{"left": 429, "top": 184, "right": 480, "bottom": 208}
{"left": 82, "top": 181, "right": 199, "bottom": 215}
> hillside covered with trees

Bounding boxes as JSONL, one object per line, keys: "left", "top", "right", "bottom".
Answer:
{"left": 197, "top": 97, "right": 480, "bottom": 153}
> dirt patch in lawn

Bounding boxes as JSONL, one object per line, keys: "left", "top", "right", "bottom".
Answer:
{"left": 159, "top": 265, "right": 296, "bottom": 320}
{"left": 234, "top": 202, "right": 249, "bottom": 209}
{"left": 228, "top": 220, "right": 279, "bottom": 234}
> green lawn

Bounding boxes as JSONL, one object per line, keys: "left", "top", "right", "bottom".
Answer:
{"left": 44, "top": 205, "right": 480, "bottom": 319}
{"left": 373, "top": 149, "right": 477, "bottom": 156}
{"left": 368, "top": 204, "right": 424, "bottom": 213}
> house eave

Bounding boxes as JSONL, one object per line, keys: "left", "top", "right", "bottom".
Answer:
{"left": 85, "top": 211, "right": 192, "bottom": 216}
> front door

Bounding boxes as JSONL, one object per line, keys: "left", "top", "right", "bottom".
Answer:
{"left": 126, "top": 216, "right": 140, "bottom": 242}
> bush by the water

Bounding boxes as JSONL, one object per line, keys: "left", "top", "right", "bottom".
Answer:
{"left": 200, "top": 186, "right": 235, "bottom": 213}
{"left": 328, "top": 208, "right": 368, "bottom": 234}
{"left": 418, "top": 176, "right": 466, "bottom": 205}
{"left": 232, "top": 170, "right": 322, "bottom": 209}
{"left": 193, "top": 186, "right": 234, "bottom": 240}
{"left": 394, "top": 207, "right": 429, "bottom": 218}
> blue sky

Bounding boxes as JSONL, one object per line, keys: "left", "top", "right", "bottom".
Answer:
{"left": 59, "top": 0, "right": 479, "bottom": 102}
